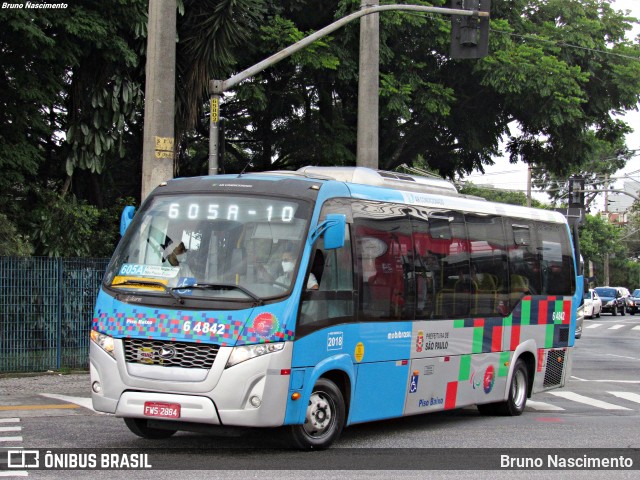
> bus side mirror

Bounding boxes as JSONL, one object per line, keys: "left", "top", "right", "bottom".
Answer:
{"left": 120, "top": 206, "right": 136, "bottom": 236}
{"left": 310, "top": 214, "right": 346, "bottom": 250}
{"left": 323, "top": 214, "right": 346, "bottom": 249}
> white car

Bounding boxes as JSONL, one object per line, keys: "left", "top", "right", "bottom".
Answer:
{"left": 583, "top": 288, "right": 602, "bottom": 319}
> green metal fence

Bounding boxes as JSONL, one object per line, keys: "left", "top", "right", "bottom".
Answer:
{"left": 0, "top": 257, "right": 110, "bottom": 373}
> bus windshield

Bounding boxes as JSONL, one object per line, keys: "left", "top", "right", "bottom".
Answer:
{"left": 103, "top": 194, "right": 311, "bottom": 301}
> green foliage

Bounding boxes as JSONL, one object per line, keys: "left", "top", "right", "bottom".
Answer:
{"left": 3, "top": 0, "right": 640, "bottom": 265}
{"left": 0, "top": 213, "right": 34, "bottom": 257}
{"left": 579, "top": 214, "right": 621, "bottom": 264}
{"left": 170, "top": 0, "right": 640, "bottom": 179}
{"left": 531, "top": 136, "right": 630, "bottom": 208}
{"left": 578, "top": 213, "right": 638, "bottom": 287}
{"left": 65, "top": 76, "right": 144, "bottom": 175}
{"left": 0, "top": 1, "right": 146, "bottom": 258}
{"left": 458, "top": 183, "right": 548, "bottom": 209}
{"left": 28, "top": 191, "right": 131, "bottom": 258}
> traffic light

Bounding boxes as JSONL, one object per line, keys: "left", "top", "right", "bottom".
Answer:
{"left": 568, "top": 176, "right": 585, "bottom": 209}
{"left": 450, "top": 0, "right": 491, "bottom": 59}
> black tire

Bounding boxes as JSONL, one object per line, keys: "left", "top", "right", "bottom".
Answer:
{"left": 612, "top": 307, "right": 617, "bottom": 316}
{"left": 596, "top": 310, "right": 600, "bottom": 318}
{"left": 288, "top": 378, "right": 346, "bottom": 450}
{"left": 123, "top": 418, "right": 177, "bottom": 439}
{"left": 477, "top": 359, "right": 528, "bottom": 416}
{"left": 620, "top": 305, "right": 625, "bottom": 316}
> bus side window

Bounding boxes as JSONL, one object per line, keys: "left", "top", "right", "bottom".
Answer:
{"left": 508, "top": 220, "right": 540, "bottom": 307}
{"left": 297, "top": 229, "right": 354, "bottom": 334}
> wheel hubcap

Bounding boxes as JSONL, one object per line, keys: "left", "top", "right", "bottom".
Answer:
{"left": 512, "top": 369, "right": 526, "bottom": 409}
{"left": 303, "top": 392, "right": 335, "bottom": 438}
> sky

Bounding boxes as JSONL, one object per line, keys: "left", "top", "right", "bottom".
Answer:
{"left": 461, "top": 0, "right": 640, "bottom": 211}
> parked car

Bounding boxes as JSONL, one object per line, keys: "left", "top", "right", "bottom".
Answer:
{"left": 576, "top": 303, "right": 584, "bottom": 339}
{"left": 594, "top": 286, "right": 626, "bottom": 316}
{"left": 619, "top": 287, "right": 637, "bottom": 315}
{"left": 631, "top": 289, "right": 640, "bottom": 315}
{"left": 583, "top": 288, "right": 602, "bottom": 319}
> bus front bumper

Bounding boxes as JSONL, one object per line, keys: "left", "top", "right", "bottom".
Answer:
{"left": 90, "top": 340, "right": 293, "bottom": 428}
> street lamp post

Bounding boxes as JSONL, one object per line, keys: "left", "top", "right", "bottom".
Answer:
{"left": 207, "top": 3, "right": 490, "bottom": 174}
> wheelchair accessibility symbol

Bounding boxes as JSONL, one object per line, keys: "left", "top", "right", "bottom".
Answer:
{"left": 409, "top": 371, "right": 419, "bottom": 393}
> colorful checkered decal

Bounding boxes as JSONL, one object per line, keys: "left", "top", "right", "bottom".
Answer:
{"left": 92, "top": 302, "right": 295, "bottom": 346}
{"left": 452, "top": 296, "right": 573, "bottom": 353}
{"left": 405, "top": 295, "right": 574, "bottom": 414}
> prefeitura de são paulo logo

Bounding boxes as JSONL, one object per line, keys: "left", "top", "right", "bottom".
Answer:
{"left": 252, "top": 312, "right": 280, "bottom": 338}
{"left": 416, "top": 330, "right": 424, "bottom": 352}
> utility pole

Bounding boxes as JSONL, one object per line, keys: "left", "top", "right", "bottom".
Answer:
{"left": 604, "top": 173, "right": 610, "bottom": 285}
{"left": 526, "top": 164, "right": 532, "bottom": 207}
{"left": 141, "top": 0, "right": 177, "bottom": 201}
{"left": 357, "top": 0, "right": 379, "bottom": 169}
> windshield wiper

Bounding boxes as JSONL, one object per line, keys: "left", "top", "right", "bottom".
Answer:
{"left": 114, "top": 279, "right": 185, "bottom": 304}
{"left": 183, "top": 283, "right": 264, "bottom": 305}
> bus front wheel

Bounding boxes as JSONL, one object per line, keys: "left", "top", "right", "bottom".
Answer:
{"left": 289, "top": 378, "right": 346, "bottom": 450}
{"left": 477, "top": 359, "right": 528, "bottom": 416}
{"left": 123, "top": 418, "right": 177, "bottom": 439}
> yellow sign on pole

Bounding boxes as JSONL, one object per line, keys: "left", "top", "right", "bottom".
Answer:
{"left": 154, "top": 136, "right": 174, "bottom": 159}
{"left": 211, "top": 98, "right": 219, "bottom": 123}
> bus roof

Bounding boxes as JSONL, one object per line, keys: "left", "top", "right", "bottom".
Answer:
{"left": 256, "top": 166, "right": 567, "bottom": 225}
{"left": 160, "top": 167, "right": 566, "bottom": 225}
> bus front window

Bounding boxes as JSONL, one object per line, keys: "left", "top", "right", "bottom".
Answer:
{"left": 104, "top": 194, "right": 311, "bottom": 301}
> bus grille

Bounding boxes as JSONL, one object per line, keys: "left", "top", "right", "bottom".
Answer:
{"left": 543, "top": 349, "right": 566, "bottom": 387}
{"left": 123, "top": 339, "right": 219, "bottom": 369}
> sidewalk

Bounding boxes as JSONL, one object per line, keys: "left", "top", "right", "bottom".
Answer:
{"left": 0, "top": 372, "right": 90, "bottom": 396}
{"left": 0, "top": 372, "right": 92, "bottom": 418}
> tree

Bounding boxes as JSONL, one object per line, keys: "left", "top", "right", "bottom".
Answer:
{"left": 458, "top": 182, "right": 548, "bottom": 208}
{"left": 174, "top": 0, "right": 640, "bottom": 180}
{"left": 578, "top": 213, "right": 638, "bottom": 286}
{"left": 0, "top": 1, "right": 148, "bottom": 256}
{"left": 3, "top": 0, "right": 640, "bottom": 258}
{"left": 530, "top": 134, "right": 631, "bottom": 208}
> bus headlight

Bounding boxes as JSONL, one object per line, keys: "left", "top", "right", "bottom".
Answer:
{"left": 226, "top": 343, "right": 285, "bottom": 368}
{"left": 90, "top": 330, "right": 115, "bottom": 358}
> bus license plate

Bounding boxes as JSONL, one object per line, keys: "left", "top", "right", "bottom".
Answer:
{"left": 143, "top": 402, "right": 181, "bottom": 419}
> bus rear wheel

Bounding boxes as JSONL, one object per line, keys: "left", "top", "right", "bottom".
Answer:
{"left": 123, "top": 418, "right": 177, "bottom": 439}
{"left": 288, "top": 378, "right": 346, "bottom": 450}
{"left": 477, "top": 359, "right": 528, "bottom": 416}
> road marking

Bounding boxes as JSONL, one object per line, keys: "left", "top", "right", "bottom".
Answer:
{"left": 632, "top": 326, "right": 640, "bottom": 331}
{"left": 604, "top": 353, "right": 640, "bottom": 361}
{"left": 0, "top": 426, "right": 21, "bottom": 432}
{"left": 608, "top": 392, "right": 640, "bottom": 404}
{"left": 526, "top": 400, "right": 564, "bottom": 411}
{"left": 549, "top": 391, "right": 631, "bottom": 410}
{"left": 0, "top": 436, "right": 23, "bottom": 442}
{"left": 39, "top": 394, "right": 98, "bottom": 412}
{"left": 0, "top": 418, "right": 20, "bottom": 423}
{"left": 585, "top": 323, "right": 602, "bottom": 329}
{"left": 0, "top": 473, "right": 28, "bottom": 477}
{"left": 0, "top": 404, "right": 79, "bottom": 412}
{"left": 608, "top": 324, "right": 625, "bottom": 330}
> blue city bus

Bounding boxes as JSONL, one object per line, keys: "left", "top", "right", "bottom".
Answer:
{"left": 90, "top": 166, "right": 583, "bottom": 449}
